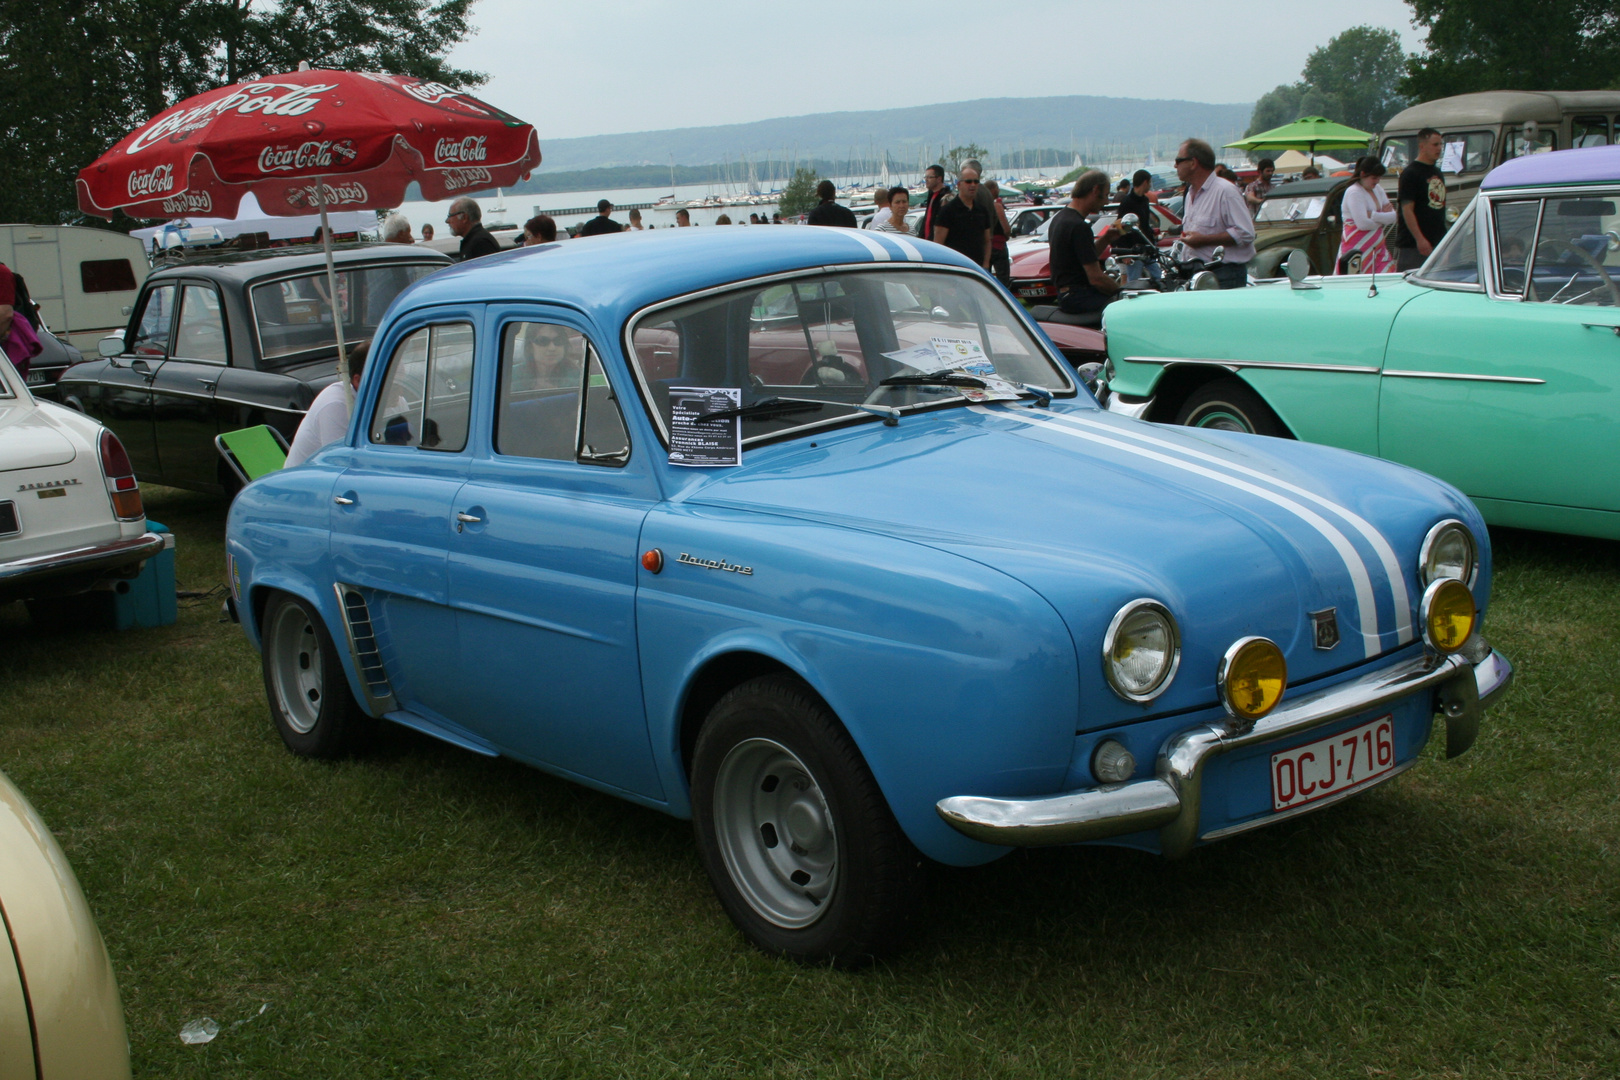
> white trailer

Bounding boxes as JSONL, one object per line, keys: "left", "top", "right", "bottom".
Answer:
{"left": 0, "top": 225, "right": 148, "bottom": 352}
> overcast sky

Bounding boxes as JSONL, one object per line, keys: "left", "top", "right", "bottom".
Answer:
{"left": 447, "top": 0, "right": 1425, "bottom": 141}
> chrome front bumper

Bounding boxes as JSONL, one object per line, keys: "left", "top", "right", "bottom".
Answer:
{"left": 937, "top": 645, "right": 1512, "bottom": 858}
{"left": 0, "top": 531, "right": 165, "bottom": 590}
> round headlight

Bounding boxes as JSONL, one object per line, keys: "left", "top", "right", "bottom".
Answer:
{"left": 1219, "top": 637, "right": 1287, "bottom": 724}
{"left": 1102, "top": 600, "right": 1180, "bottom": 703}
{"left": 1421, "top": 578, "right": 1476, "bottom": 654}
{"left": 1420, "top": 520, "right": 1478, "bottom": 587}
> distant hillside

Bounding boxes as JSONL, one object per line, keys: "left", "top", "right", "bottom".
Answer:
{"left": 526, "top": 95, "right": 1253, "bottom": 176}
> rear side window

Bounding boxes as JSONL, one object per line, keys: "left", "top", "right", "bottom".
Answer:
{"left": 369, "top": 323, "right": 475, "bottom": 451}
{"left": 80, "top": 259, "right": 138, "bottom": 293}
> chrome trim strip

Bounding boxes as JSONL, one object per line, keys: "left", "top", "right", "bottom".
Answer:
{"left": 936, "top": 648, "right": 1510, "bottom": 856}
{"left": 1382, "top": 369, "right": 1546, "bottom": 384}
{"left": 1119, "top": 356, "right": 1381, "bottom": 375}
{"left": 0, "top": 531, "right": 164, "bottom": 582}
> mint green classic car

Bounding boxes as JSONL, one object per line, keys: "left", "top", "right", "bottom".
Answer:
{"left": 1100, "top": 144, "right": 1620, "bottom": 541}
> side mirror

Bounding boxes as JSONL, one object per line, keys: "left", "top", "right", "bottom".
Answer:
{"left": 98, "top": 335, "right": 124, "bottom": 358}
{"left": 1210, "top": 245, "right": 1226, "bottom": 265}
{"left": 930, "top": 306, "right": 951, "bottom": 321}
{"left": 120, "top": 305, "right": 133, "bottom": 317}
{"left": 1285, "top": 248, "right": 1320, "bottom": 290}
{"left": 1119, "top": 213, "right": 1139, "bottom": 229}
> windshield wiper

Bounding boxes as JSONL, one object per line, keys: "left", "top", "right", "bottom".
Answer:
{"left": 694, "top": 396, "right": 829, "bottom": 423}
{"left": 878, "top": 373, "right": 988, "bottom": 389}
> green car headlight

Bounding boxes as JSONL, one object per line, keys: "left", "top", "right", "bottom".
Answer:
{"left": 1420, "top": 520, "right": 1478, "bottom": 588}
{"left": 1103, "top": 599, "right": 1180, "bottom": 703}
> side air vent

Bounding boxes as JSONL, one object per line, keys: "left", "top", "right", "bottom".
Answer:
{"left": 334, "top": 583, "right": 397, "bottom": 714}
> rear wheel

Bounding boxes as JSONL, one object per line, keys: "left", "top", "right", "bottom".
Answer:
{"left": 691, "top": 675, "right": 922, "bottom": 967}
{"left": 261, "top": 591, "right": 375, "bottom": 757}
{"left": 1175, "top": 378, "right": 1291, "bottom": 438}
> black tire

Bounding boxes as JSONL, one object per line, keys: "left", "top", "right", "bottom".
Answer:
{"left": 260, "top": 591, "right": 375, "bottom": 757}
{"left": 690, "top": 675, "right": 923, "bottom": 968}
{"left": 1174, "top": 377, "right": 1291, "bottom": 438}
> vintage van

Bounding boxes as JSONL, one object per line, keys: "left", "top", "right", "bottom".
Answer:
{"left": 1379, "top": 91, "right": 1620, "bottom": 212}
{"left": 0, "top": 225, "right": 149, "bottom": 352}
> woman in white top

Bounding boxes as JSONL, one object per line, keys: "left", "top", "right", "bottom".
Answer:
{"left": 868, "top": 187, "right": 910, "bottom": 233}
{"left": 1335, "top": 156, "right": 1398, "bottom": 274}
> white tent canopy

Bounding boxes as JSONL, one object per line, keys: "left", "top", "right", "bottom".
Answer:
{"left": 129, "top": 192, "right": 376, "bottom": 244}
{"left": 1271, "top": 150, "right": 1347, "bottom": 171}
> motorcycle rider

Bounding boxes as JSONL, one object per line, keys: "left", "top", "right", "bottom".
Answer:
{"left": 1049, "top": 170, "right": 1123, "bottom": 316}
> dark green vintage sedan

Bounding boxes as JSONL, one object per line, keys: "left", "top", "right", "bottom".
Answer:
{"left": 59, "top": 243, "right": 448, "bottom": 493}
{"left": 1100, "top": 145, "right": 1620, "bottom": 541}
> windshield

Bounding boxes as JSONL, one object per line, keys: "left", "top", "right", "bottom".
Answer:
{"left": 251, "top": 262, "right": 440, "bottom": 363}
{"left": 1382, "top": 131, "right": 1496, "bottom": 174}
{"left": 627, "top": 268, "right": 1075, "bottom": 446}
{"left": 1256, "top": 194, "right": 1326, "bottom": 224}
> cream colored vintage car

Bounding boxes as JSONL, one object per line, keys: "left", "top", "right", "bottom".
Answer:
{"left": 0, "top": 769, "right": 130, "bottom": 1078}
{"left": 0, "top": 354, "right": 162, "bottom": 615}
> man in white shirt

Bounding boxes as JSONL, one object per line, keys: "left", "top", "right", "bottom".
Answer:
{"left": 1175, "top": 138, "right": 1256, "bottom": 288}
{"left": 285, "top": 340, "right": 369, "bottom": 467}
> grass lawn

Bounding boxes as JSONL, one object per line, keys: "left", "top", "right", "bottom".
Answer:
{"left": 2, "top": 486, "right": 1617, "bottom": 1078}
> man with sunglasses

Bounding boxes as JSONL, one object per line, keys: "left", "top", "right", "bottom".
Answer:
{"left": 930, "top": 166, "right": 993, "bottom": 270}
{"left": 446, "top": 196, "right": 501, "bottom": 260}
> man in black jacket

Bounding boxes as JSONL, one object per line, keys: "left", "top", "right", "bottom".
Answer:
{"left": 446, "top": 197, "right": 501, "bottom": 260}
{"left": 806, "top": 181, "right": 857, "bottom": 227}
{"left": 579, "top": 199, "right": 624, "bottom": 237}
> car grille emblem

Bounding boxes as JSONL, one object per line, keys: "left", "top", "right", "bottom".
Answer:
{"left": 1310, "top": 608, "right": 1340, "bottom": 651}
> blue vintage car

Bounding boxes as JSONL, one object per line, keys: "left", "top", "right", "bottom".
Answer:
{"left": 225, "top": 227, "right": 1512, "bottom": 965}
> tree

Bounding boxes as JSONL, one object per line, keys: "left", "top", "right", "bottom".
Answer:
{"left": 777, "top": 167, "right": 820, "bottom": 218}
{"left": 1402, "top": 0, "right": 1620, "bottom": 100}
{"left": 1244, "top": 26, "right": 1408, "bottom": 140}
{"left": 0, "top": 0, "right": 484, "bottom": 227}
{"left": 942, "top": 143, "right": 989, "bottom": 176}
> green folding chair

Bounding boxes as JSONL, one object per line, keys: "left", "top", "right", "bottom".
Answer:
{"left": 216, "top": 425, "right": 290, "bottom": 486}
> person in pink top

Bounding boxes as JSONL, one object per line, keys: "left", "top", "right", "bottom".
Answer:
{"left": 1335, "top": 156, "right": 1398, "bottom": 274}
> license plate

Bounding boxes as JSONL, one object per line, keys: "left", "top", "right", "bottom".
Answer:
{"left": 1018, "top": 287, "right": 1047, "bottom": 297}
{"left": 25, "top": 370, "right": 45, "bottom": 385}
{"left": 1270, "top": 714, "right": 1395, "bottom": 811}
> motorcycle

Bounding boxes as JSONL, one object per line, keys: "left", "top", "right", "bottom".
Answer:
{"left": 1108, "top": 213, "right": 1224, "bottom": 293}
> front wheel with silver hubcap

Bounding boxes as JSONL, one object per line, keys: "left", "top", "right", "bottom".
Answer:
{"left": 1174, "top": 377, "right": 1291, "bottom": 438}
{"left": 691, "top": 675, "right": 922, "bottom": 967}
{"left": 260, "top": 591, "right": 374, "bottom": 758}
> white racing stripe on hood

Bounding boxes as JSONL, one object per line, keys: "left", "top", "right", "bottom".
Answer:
{"left": 1050, "top": 412, "right": 1414, "bottom": 645}
{"left": 982, "top": 406, "right": 1383, "bottom": 658}
{"left": 843, "top": 230, "right": 893, "bottom": 261}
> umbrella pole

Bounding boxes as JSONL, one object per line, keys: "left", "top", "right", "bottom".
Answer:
{"left": 316, "top": 176, "right": 352, "bottom": 408}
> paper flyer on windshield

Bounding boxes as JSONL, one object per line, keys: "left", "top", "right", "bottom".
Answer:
{"left": 668, "top": 386, "right": 743, "bottom": 467}
{"left": 928, "top": 337, "right": 1023, "bottom": 401}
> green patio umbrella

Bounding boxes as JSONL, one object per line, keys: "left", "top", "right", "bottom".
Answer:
{"left": 1225, "top": 116, "right": 1374, "bottom": 163}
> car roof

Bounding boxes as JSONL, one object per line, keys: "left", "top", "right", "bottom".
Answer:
{"left": 147, "top": 241, "right": 451, "bottom": 284}
{"left": 394, "top": 226, "right": 983, "bottom": 326}
{"left": 1482, "top": 144, "right": 1620, "bottom": 190}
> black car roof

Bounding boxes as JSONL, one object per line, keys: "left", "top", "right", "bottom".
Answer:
{"left": 147, "top": 242, "right": 451, "bottom": 284}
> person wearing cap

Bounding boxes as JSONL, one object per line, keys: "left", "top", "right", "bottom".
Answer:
{"left": 579, "top": 200, "right": 623, "bottom": 237}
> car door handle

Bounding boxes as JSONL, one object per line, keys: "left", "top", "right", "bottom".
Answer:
{"left": 197, "top": 377, "right": 219, "bottom": 390}
{"left": 1581, "top": 323, "right": 1620, "bottom": 337}
{"left": 455, "top": 512, "right": 481, "bottom": 523}
{"left": 333, "top": 496, "right": 354, "bottom": 505}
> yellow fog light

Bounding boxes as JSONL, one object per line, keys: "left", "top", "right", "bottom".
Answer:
{"left": 1421, "top": 579, "right": 1476, "bottom": 654}
{"left": 1219, "top": 636, "right": 1287, "bottom": 724}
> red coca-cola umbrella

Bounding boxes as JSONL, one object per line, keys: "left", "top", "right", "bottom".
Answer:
{"left": 77, "top": 67, "right": 542, "bottom": 383}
